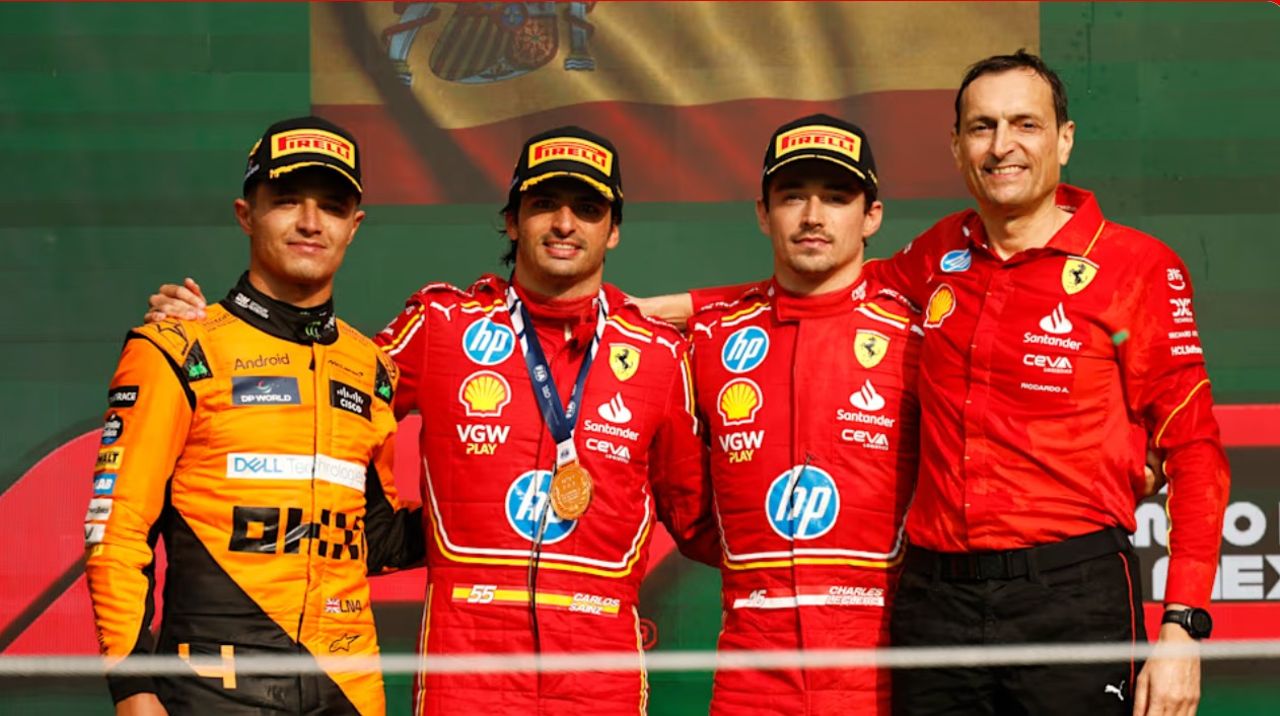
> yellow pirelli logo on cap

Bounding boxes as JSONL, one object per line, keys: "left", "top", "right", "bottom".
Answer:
{"left": 776, "top": 125, "right": 862, "bottom": 162}
{"left": 528, "top": 137, "right": 613, "bottom": 175}
{"left": 271, "top": 129, "right": 355, "bottom": 169}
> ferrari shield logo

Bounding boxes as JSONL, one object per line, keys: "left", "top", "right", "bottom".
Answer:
{"left": 608, "top": 343, "right": 641, "bottom": 381}
{"left": 854, "top": 330, "right": 890, "bottom": 370}
{"left": 1062, "top": 256, "right": 1099, "bottom": 295}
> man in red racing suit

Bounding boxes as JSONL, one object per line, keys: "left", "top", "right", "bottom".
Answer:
{"left": 375, "top": 126, "right": 716, "bottom": 715}
{"left": 687, "top": 115, "right": 920, "bottom": 715}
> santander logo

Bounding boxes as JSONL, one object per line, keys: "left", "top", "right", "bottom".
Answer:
{"left": 598, "top": 392, "right": 632, "bottom": 424}
{"left": 849, "top": 380, "right": 886, "bottom": 412}
{"left": 1038, "top": 303, "right": 1073, "bottom": 335}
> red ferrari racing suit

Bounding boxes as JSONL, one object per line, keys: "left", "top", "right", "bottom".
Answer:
{"left": 688, "top": 277, "right": 921, "bottom": 715}
{"left": 376, "top": 274, "right": 714, "bottom": 715}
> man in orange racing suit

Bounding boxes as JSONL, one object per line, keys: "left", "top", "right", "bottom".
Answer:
{"left": 687, "top": 115, "right": 920, "bottom": 715}
{"left": 86, "top": 117, "right": 422, "bottom": 715}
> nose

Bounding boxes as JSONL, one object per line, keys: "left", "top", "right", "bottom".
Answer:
{"left": 550, "top": 204, "right": 575, "bottom": 237}
{"left": 296, "top": 198, "right": 322, "bottom": 236}
{"left": 800, "top": 195, "right": 824, "bottom": 229}
{"left": 991, "top": 121, "right": 1015, "bottom": 158}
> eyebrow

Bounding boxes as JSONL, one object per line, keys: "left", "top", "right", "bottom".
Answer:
{"left": 965, "top": 111, "right": 1045, "bottom": 124}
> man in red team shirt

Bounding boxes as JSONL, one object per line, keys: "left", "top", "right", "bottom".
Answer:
{"left": 146, "top": 126, "right": 717, "bottom": 715}
{"left": 646, "top": 50, "right": 1225, "bottom": 716}
{"left": 687, "top": 114, "right": 921, "bottom": 715}
{"left": 872, "top": 50, "right": 1228, "bottom": 716}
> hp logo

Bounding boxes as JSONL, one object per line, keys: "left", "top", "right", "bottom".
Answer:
{"left": 463, "top": 318, "right": 516, "bottom": 366}
{"left": 721, "top": 326, "right": 769, "bottom": 373}
{"left": 765, "top": 465, "right": 840, "bottom": 540}
{"left": 505, "top": 470, "right": 576, "bottom": 544}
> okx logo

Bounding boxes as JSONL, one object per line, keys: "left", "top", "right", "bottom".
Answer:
{"left": 463, "top": 318, "right": 515, "bottom": 365}
{"left": 505, "top": 470, "right": 576, "bottom": 544}
{"left": 765, "top": 465, "right": 840, "bottom": 540}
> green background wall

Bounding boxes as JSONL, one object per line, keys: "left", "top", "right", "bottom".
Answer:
{"left": 1, "top": 2, "right": 1276, "bottom": 713}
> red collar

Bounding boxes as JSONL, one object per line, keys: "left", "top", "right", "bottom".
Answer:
{"left": 964, "top": 184, "right": 1107, "bottom": 258}
{"left": 770, "top": 275, "right": 869, "bottom": 321}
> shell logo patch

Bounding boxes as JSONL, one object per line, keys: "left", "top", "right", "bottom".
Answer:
{"left": 924, "top": 284, "right": 956, "bottom": 329}
{"left": 608, "top": 343, "right": 641, "bottom": 382}
{"left": 853, "top": 330, "right": 891, "bottom": 370}
{"left": 1062, "top": 256, "right": 1099, "bottom": 295}
{"left": 458, "top": 370, "right": 511, "bottom": 417}
{"left": 717, "top": 378, "right": 763, "bottom": 426}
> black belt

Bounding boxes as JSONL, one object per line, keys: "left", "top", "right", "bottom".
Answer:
{"left": 905, "top": 527, "right": 1132, "bottom": 582}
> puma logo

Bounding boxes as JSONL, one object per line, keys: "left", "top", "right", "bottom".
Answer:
{"left": 1104, "top": 680, "right": 1125, "bottom": 701}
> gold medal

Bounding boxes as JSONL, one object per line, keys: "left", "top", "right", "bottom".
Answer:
{"left": 549, "top": 462, "right": 593, "bottom": 520}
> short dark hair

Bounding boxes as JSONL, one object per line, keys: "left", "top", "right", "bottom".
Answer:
{"left": 954, "top": 49, "right": 1069, "bottom": 131}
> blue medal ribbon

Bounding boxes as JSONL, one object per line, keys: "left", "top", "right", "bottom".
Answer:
{"left": 506, "top": 282, "right": 608, "bottom": 467}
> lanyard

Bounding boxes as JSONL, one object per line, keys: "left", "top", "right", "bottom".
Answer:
{"left": 506, "top": 282, "right": 608, "bottom": 468}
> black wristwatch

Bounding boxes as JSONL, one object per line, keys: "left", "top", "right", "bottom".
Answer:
{"left": 1162, "top": 607, "right": 1213, "bottom": 639}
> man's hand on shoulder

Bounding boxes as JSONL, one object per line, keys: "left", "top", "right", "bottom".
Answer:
{"left": 116, "top": 692, "right": 168, "bottom": 716}
{"left": 1133, "top": 617, "right": 1201, "bottom": 716}
{"left": 629, "top": 293, "right": 694, "bottom": 331}
{"left": 144, "top": 277, "right": 207, "bottom": 324}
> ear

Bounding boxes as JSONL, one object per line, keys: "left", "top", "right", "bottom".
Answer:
{"left": 605, "top": 221, "right": 621, "bottom": 251}
{"left": 234, "top": 198, "right": 253, "bottom": 237}
{"left": 344, "top": 209, "right": 366, "bottom": 247}
{"left": 504, "top": 209, "right": 519, "bottom": 242}
{"left": 862, "top": 199, "right": 885, "bottom": 242}
{"left": 950, "top": 127, "right": 963, "bottom": 172}
{"left": 755, "top": 197, "right": 769, "bottom": 236}
{"left": 1057, "top": 119, "right": 1076, "bottom": 167}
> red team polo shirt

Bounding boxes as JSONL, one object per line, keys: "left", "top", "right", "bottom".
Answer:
{"left": 875, "top": 184, "right": 1229, "bottom": 607}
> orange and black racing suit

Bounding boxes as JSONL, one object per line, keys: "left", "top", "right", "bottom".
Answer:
{"left": 85, "top": 274, "right": 423, "bottom": 714}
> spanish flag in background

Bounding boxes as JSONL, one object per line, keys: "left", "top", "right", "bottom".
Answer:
{"left": 312, "top": 2, "right": 1037, "bottom": 205}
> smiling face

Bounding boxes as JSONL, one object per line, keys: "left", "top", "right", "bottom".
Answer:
{"left": 952, "top": 67, "right": 1075, "bottom": 216}
{"left": 235, "top": 168, "right": 363, "bottom": 304}
{"left": 505, "top": 177, "right": 619, "bottom": 299}
{"left": 758, "top": 159, "right": 882, "bottom": 294}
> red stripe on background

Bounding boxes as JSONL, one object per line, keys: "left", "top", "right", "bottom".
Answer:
{"left": 1143, "top": 602, "right": 1280, "bottom": 640}
{"left": 315, "top": 90, "right": 967, "bottom": 206}
{"left": 0, "top": 430, "right": 98, "bottom": 642}
{"left": 1211, "top": 404, "right": 1280, "bottom": 447}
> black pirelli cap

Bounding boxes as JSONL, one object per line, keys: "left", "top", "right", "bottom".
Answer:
{"left": 507, "top": 125, "right": 624, "bottom": 219}
{"left": 762, "top": 114, "right": 878, "bottom": 199}
{"left": 243, "top": 115, "right": 362, "bottom": 199}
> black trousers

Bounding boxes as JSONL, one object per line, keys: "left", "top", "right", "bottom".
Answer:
{"left": 890, "top": 530, "right": 1146, "bottom": 716}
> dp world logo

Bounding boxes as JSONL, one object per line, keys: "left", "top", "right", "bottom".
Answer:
{"left": 463, "top": 318, "right": 516, "bottom": 366}
{"left": 765, "top": 465, "right": 840, "bottom": 540}
{"left": 940, "top": 249, "right": 972, "bottom": 273}
{"left": 721, "top": 326, "right": 769, "bottom": 373}
{"left": 505, "top": 470, "right": 576, "bottom": 544}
